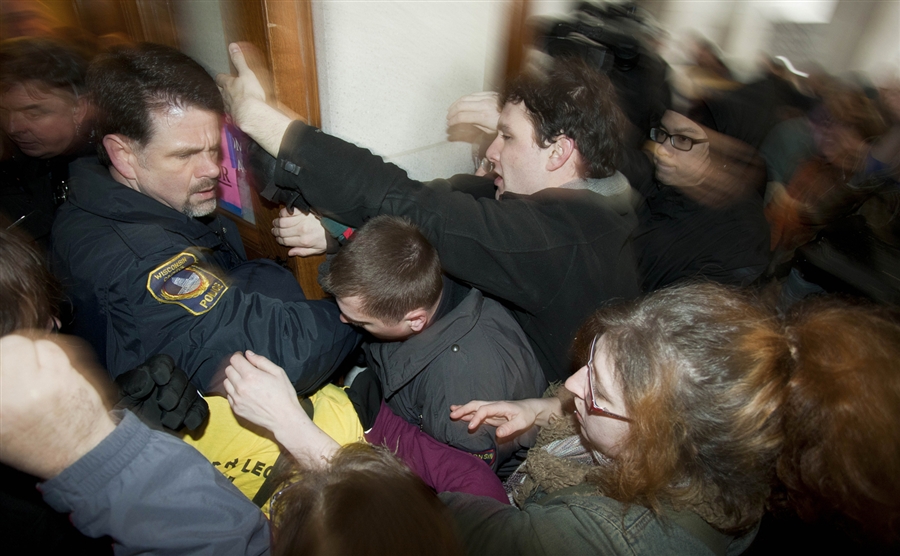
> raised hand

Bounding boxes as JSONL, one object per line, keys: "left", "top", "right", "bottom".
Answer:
{"left": 447, "top": 91, "right": 501, "bottom": 134}
{"left": 216, "top": 42, "right": 292, "bottom": 156}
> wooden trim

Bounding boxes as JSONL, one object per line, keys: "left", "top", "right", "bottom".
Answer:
{"left": 218, "top": 0, "right": 327, "bottom": 299}
{"left": 263, "top": 0, "right": 321, "bottom": 127}
{"left": 502, "top": 0, "right": 533, "bottom": 84}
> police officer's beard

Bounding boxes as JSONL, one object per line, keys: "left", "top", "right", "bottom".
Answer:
{"left": 182, "top": 178, "right": 219, "bottom": 218}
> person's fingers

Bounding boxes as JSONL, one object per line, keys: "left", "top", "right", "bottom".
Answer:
{"left": 182, "top": 395, "right": 209, "bottom": 431}
{"left": 496, "top": 419, "right": 522, "bottom": 439}
{"left": 227, "top": 42, "right": 250, "bottom": 75}
{"left": 146, "top": 354, "right": 175, "bottom": 385}
{"left": 214, "top": 72, "right": 233, "bottom": 90}
{"left": 116, "top": 365, "right": 155, "bottom": 400}
{"left": 34, "top": 337, "right": 73, "bottom": 377}
{"left": 227, "top": 352, "right": 253, "bottom": 377}
{"left": 156, "top": 367, "right": 188, "bottom": 411}
{"left": 223, "top": 366, "right": 241, "bottom": 389}
{"left": 287, "top": 247, "right": 322, "bottom": 257}
{"left": 449, "top": 400, "right": 486, "bottom": 420}
{"left": 244, "top": 350, "right": 286, "bottom": 379}
{"left": 223, "top": 377, "right": 236, "bottom": 397}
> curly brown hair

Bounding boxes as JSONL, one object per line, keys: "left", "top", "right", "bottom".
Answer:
{"left": 502, "top": 58, "right": 625, "bottom": 179}
{"left": 577, "top": 282, "right": 791, "bottom": 534}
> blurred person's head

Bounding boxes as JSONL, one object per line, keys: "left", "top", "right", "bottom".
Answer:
{"left": 88, "top": 43, "right": 224, "bottom": 217}
{"left": 875, "top": 75, "right": 900, "bottom": 125}
{"left": 649, "top": 108, "right": 765, "bottom": 206}
{"left": 488, "top": 58, "right": 625, "bottom": 199}
{"left": 565, "top": 283, "right": 790, "bottom": 533}
{"left": 320, "top": 215, "right": 442, "bottom": 341}
{"left": 777, "top": 299, "right": 900, "bottom": 545}
{"left": 0, "top": 1, "right": 59, "bottom": 39}
{"left": 0, "top": 37, "right": 92, "bottom": 158}
{"left": 0, "top": 228, "right": 62, "bottom": 334}
{"left": 271, "top": 443, "right": 463, "bottom": 556}
{"left": 650, "top": 110, "right": 711, "bottom": 188}
{"left": 811, "top": 84, "right": 887, "bottom": 168}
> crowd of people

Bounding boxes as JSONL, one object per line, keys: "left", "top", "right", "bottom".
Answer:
{"left": 1, "top": 11, "right": 899, "bottom": 556}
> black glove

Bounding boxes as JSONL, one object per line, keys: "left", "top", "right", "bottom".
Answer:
{"left": 115, "top": 354, "right": 209, "bottom": 432}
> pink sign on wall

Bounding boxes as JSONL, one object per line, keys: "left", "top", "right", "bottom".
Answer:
{"left": 217, "top": 121, "right": 255, "bottom": 224}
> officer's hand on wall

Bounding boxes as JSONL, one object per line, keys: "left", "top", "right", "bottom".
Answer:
{"left": 116, "top": 354, "right": 209, "bottom": 432}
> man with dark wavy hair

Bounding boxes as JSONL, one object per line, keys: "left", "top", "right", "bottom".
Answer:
{"left": 220, "top": 45, "right": 639, "bottom": 383}
{"left": 51, "top": 43, "right": 358, "bottom": 393}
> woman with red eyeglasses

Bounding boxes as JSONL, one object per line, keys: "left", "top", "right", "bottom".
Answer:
{"left": 448, "top": 283, "right": 784, "bottom": 555}
{"left": 448, "top": 282, "right": 900, "bottom": 555}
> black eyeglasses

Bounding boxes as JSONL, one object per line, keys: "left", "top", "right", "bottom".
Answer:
{"left": 650, "top": 128, "right": 709, "bottom": 152}
{"left": 585, "top": 335, "right": 632, "bottom": 422}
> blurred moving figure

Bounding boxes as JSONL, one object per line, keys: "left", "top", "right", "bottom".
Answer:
{"left": 775, "top": 298, "right": 900, "bottom": 549}
{"left": 621, "top": 107, "right": 771, "bottom": 291}
{"left": 766, "top": 83, "right": 889, "bottom": 264}
{"left": 0, "top": 228, "right": 111, "bottom": 554}
{"left": 0, "top": 36, "right": 95, "bottom": 248}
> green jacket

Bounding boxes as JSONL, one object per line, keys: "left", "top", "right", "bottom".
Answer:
{"left": 440, "top": 485, "right": 757, "bottom": 556}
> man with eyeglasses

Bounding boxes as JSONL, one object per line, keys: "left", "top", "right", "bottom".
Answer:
{"left": 621, "top": 108, "right": 771, "bottom": 292}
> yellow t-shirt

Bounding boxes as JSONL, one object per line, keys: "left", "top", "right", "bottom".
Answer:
{"left": 181, "top": 384, "right": 365, "bottom": 512}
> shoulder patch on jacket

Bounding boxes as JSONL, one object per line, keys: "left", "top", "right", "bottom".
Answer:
{"left": 147, "top": 251, "right": 227, "bottom": 315}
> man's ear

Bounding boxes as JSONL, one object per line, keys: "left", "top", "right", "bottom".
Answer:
{"left": 546, "top": 135, "right": 577, "bottom": 172}
{"left": 103, "top": 134, "right": 140, "bottom": 181}
{"left": 405, "top": 308, "right": 430, "bottom": 334}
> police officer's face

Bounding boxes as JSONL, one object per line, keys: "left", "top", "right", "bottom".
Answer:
{"left": 130, "top": 106, "right": 222, "bottom": 217}
{"left": 0, "top": 81, "right": 86, "bottom": 159}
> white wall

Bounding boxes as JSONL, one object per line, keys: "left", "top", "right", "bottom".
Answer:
{"left": 175, "top": 0, "right": 898, "bottom": 183}
{"left": 311, "top": 0, "right": 511, "bottom": 181}
{"left": 174, "top": 1, "right": 230, "bottom": 76}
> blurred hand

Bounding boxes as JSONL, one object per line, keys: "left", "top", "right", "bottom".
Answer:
{"left": 0, "top": 333, "right": 116, "bottom": 479}
{"left": 116, "top": 354, "right": 209, "bottom": 431}
{"left": 447, "top": 92, "right": 501, "bottom": 134}
{"left": 450, "top": 397, "right": 560, "bottom": 440}
{"left": 272, "top": 207, "right": 329, "bottom": 257}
